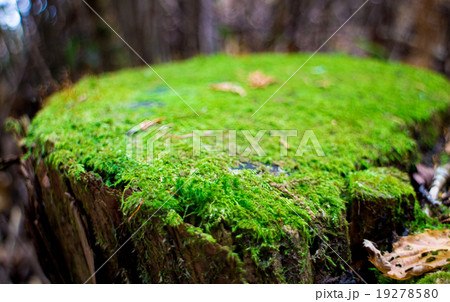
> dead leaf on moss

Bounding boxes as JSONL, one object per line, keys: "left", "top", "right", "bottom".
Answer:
{"left": 364, "top": 229, "right": 450, "bottom": 280}
{"left": 316, "top": 79, "right": 331, "bottom": 89}
{"left": 140, "top": 117, "right": 165, "bottom": 131}
{"left": 174, "top": 130, "right": 212, "bottom": 139}
{"left": 126, "top": 117, "right": 165, "bottom": 136}
{"left": 413, "top": 164, "right": 435, "bottom": 187}
{"left": 210, "top": 82, "right": 246, "bottom": 97}
{"left": 175, "top": 133, "right": 193, "bottom": 139}
{"left": 248, "top": 71, "right": 275, "bottom": 88}
{"left": 279, "top": 138, "right": 290, "bottom": 150}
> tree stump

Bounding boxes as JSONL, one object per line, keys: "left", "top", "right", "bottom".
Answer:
{"left": 23, "top": 54, "right": 450, "bottom": 283}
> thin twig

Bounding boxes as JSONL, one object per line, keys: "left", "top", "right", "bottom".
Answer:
{"left": 127, "top": 198, "right": 145, "bottom": 222}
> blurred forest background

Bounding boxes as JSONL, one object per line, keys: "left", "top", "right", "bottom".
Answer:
{"left": 0, "top": 0, "right": 449, "bottom": 283}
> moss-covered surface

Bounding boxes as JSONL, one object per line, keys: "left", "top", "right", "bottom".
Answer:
{"left": 347, "top": 168, "right": 416, "bottom": 262}
{"left": 25, "top": 53, "right": 450, "bottom": 283}
{"left": 416, "top": 271, "right": 450, "bottom": 284}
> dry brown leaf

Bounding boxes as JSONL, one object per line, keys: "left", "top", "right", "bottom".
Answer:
{"left": 175, "top": 133, "right": 193, "bottom": 139}
{"left": 77, "top": 94, "right": 87, "bottom": 102}
{"left": 248, "top": 71, "right": 275, "bottom": 88}
{"left": 210, "top": 82, "right": 246, "bottom": 97}
{"left": 174, "top": 130, "right": 212, "bottom": 139}
{"left": 364, "top": 229, "right": 450, "bottom": 280}
{"left": 140, "top": 117, "right": 165, "bottom": 131}
{"left": 279, "top": 138, "right": 290, "bottom": 150}
{"left": 316, "top": 79, "right": 331, "bottom": 89}
{"left": 126, "top": 117, "right": 165, "bottom": 136}
{"left": 413, "top": 164, "right": 435, "bottom": 187}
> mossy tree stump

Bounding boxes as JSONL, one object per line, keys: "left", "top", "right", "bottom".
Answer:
{"left": 23, "top": 54, "right": 450, "bottom": 283}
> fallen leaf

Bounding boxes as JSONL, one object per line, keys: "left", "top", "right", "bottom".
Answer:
{"left": 363, "top": 240, "right": 392, "bottom": 273}
{"left": 140, "top": 117, "right": 165, "bottom": 131}
{"left": 364, "top": 229, "right": 450, "bottom": 280}
{"left": 279, "top": 138, "right": 290, "bottom": 149}
{"left": 316, "top": 79, "right": 331, "bottom": 89}
{"left": 413, "top": 164, "right": 435, "bottom": 187}
{"left": 415, "top": 83, "right": 426, "bottom": 92}
{"left": 210, "top": 82, "right": 246, "bottom": 97}
{"left": 77, "top": 94, "right": 87, "bottom": 102}
{"left": 126, "top": 117, "right": 165, "bottom": 136}
{"left": 174, "top": 130, "right": 212, "bottom": 139}
{"left": 390, "top": 116, "right": 403, "bottom": 124}
{"left": 175, "top": 133, "right": 193, "bottom": 139}
{"left": 248, "top": 71, "right": 275, "bottom": 88}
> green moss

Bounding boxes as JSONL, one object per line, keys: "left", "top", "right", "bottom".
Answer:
{"left": 416, "top": 271, "right": 450, "bottom": 284}
{"left": 25, "top": 53, "right": 450, "bottom": 279}
{"left": 347, "top": 167, "right": 415, "bottom": 222}
{"left": 348, "top": 168, "right": 414, "bottom": 201}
